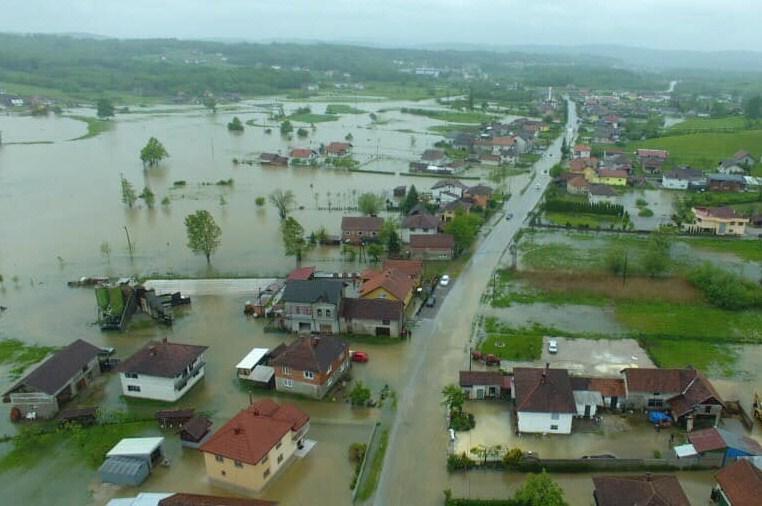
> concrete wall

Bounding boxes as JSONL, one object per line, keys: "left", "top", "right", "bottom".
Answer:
{"left": 274, "top": 354, "right": 350, "bottom": 399}
{"left": 517, "top": 411, "right": 573, "bottom": 434}
{"left": 624, "top": 392, "right": 675, "bottom": 411}
{"left": 662, "top": 178, "right": 689, "bottom": 190}
{"left": 342, "top": 317, "right": 401, "bottom": 338}
{"left": 203, "top": 426, "right": 301, "bottom": 492}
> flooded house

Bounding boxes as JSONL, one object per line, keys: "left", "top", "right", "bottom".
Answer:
{"left": 325, "top": 141, "right": 352, "bottom": 157}
{"left": 117, "top": 339, "right": 208, "bottom": 402}
{"left": 459, "top": 371, "right": 510, "bottom": 400}
{"left": 400, "top": 210, "right": 441, "bottom": 243}
{"left": 3, "top": 339, "right": 103, "bottom": 420}
{"left": 259, "top": 152, "right": 289, "bottom": 166}
{"left": 180, "top": 415, "right": 213, "bottom": 448}
{"left": 593, "top": 475, "right": 690, "bottom": 506}
{"left": 341, "top": 298, "right": 404, "bottom": 337}
{"left": 713, "top": 458, "right": 762, "bottom": 506}
{"left": 409, "top": 233, "right": 455, "bottom": 260}
{"left": 683, "top": 428, "right": 762, "bottom": 467}
{"left": 270, "top": 336, "right": 350, "bottom": 398}
{"left": 280, "top": 279, "right": 345, "bottom": 334}
{"left": 341, "top": 216, "right": 384, "bottom": 244}
{"left": 686, "top": 207, "right": 749, "bottom": 236}
{"left": 512, "top": 366, "right": 577, "bottom": 434}
{"left": 235, "top": 347, "right": 275, "bottom": 386}
{"left": 200, "top": 399, "right": 310, "bottom": 492}
{"left": 359, "top": 268, "right": 416, "bottom": 307}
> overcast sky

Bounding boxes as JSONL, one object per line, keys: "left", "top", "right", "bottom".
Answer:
{"left": 1, "top": 0, "right": 760, "bottom": 52}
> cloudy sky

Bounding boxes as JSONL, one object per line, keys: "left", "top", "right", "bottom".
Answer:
{"left": 0, "top": 0, "right": 759, "bottom": 52}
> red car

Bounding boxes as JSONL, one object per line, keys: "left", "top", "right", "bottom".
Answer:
{"left": 351, "top": 351, "right": 369, "bottom": 363}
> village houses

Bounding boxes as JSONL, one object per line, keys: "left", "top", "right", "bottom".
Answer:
{"left": 270, "top": 335, "right": 350, "bottom": 398}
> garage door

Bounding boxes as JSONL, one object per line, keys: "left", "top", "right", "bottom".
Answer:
{"left": 375, "top": 327, "right": 391, "bottom": 337}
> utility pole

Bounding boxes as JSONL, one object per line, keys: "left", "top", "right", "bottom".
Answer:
{"left": 124, "top": 226, "right": 134, "bottom": 259}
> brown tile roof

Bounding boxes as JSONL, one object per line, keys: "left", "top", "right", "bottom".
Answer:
{"left": 623, "top": 368, "right": 723, "bottom": 416}
{"left": 382, "top": 260, "right": 423, "bottom": 280}
{"left": 597, "top": 168, "right": 628, "bottom": 179}
{"left": 466, "top": 184, "right": 494, "bottom": 196}
{"left": 689, "top": 428, "right": 762, "bottom": 455}
{"left": 593, "top": 475, "right": 690, "bottom": 506}
{"left": 287, "top": 266, "right": 315, "bottom": 281}
{"left": 567, "top": 175, "right": 589, "bottom": 189}
{"left": 695, "top": 206, "right": 739, "bottom": 220}
{"left": 513, "top": 367, "right": 577, "bottom": 414}
{"left": 342, "top": 298, "right": 403, "bottom": 322}
{"left": 588, "top": 184, "right": 617, "bottom": 196}
{"left": 4, "top": 339, "right": 101, "bottom": 397}
{"left": 589, "top": 377, "right": 626, "bottom": 398}
{"left": 459, "top": 371, "right": 508, "bottom": 387}
{"left": 574, "top": 144, "right": 591, "bottom": 151}
{"left": 409, "top": 233, "right": 454, "bottom": 250}
{"left": 668, "top": 370, "right": 724, "bottom": 417}
{"left": 490, "top": 136, "right": 515, "bottom": 146}
{"left": 326, "top": 142, "right": 352, "bottom": 154}
{"left": 637, "top": 149, "right": 669, "bottom": 159}
{"left": 200, "top": 399, "right": 308, "bottom": 466}
{"left": 360, "top": 269, "right": 415, "bottom": 301}
{"left": 182, "top": 415, "right": 213, "bottom": 441}
{"left": 402, "top": 212, "right": 441, "bottom": 230}
{"left": 341, "top": 216, "right": 384, "bottom": 232}
{"left": 270, "top": 336, "right": 348, "bottom": 374}
{"left": 569, "top": 157, "right": 598, "bottom": 172}
{"left": 118, "top": 340, "right": 207, "bottom": 378}
{"left": 289, "top": 148, "right": 315, "bottom": 159}
{"left": 421, "top": 149, "right": 445, "bottom": 161}
{"left": 715, "top": 459, "right": 762, "bottom": 506}
{"left": 160, "top": 493, "right": 277, "bottom": 506}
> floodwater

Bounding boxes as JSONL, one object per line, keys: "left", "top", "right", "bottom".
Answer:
{"left": 483, "top": 303, "right": 627, "bottom": 335}
{"left": 620, "top": 189, "right": 677, "bottom": 231}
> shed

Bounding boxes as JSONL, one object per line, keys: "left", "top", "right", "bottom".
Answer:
{"left": 107, "top": 437, "right": 165, "bottom": 469}
{"left": 99, "top": 456, "right": 150, "bottom": 486}
{"left": 236, "top": 348, "right": 269, "bottom": 380}
{"left": 155, "top": 409, "right": 194, "bottom": 428}
{"left": 181, "top": 415, "right": 213, "bottom": 448}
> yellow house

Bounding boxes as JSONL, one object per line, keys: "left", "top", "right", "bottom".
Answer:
{"left": 200, "top": 399, "right": 310, "bottom": 492}
{"left": 686, "top": 207, "right": 748, "bottom": 236}
{"left": 590, "top": 168, "right": 628, "bottom": 187}
{"left": 359, "top": 268, "right": 415, "bottom": 307}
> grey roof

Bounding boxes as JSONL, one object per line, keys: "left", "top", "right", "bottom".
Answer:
{"left": 664, "top": 167, "right": 706, "bottom": 181}
{"left": 281, "top": 279, "right": 344, "bottom": 305}
{"left": 342, "top": 298, "right": 403, "bottom": 322}
{"left": 588, "top": 184, "right": 617, "bottom": 197}
{"left": 4, "top": 339, "right": 101, "bottom": 397}
{"left": 708, "top": 173, "right": 746, "bottom": 183}
{"left": 402, "top": 212, "right": 441, "bottom": 230}
{"left": 118, "top": 341, "right": 207, "bottom": 378}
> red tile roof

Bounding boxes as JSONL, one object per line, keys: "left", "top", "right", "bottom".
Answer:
{"left": 287, "top": 266, "right": 315, "bottom": 281}
{"left": 574, "top": 144, "right": 591, "bottom": 152}
{"left": 382, "top": 259, "right": 423, "bottom": 280}
{"left": 569, "top": 157, "right": 597, "bottom": 172}
{"left": 636, "top": 149, "right": 669, "bottom": 159}
{"left": 159, "top": 493, "right": 277, "bottom": 506}
{"left": 201, "top": 399, "right": 308, "bottom": 466}
{"left": 623, "top": 368, "right": 723, "bottom": 417}
{"left": 589, "top": 377, "right": 625, "bottom": 398}
{"left": 270, "top": 336, "right": 348, "bottom": 374}
{"left": 597, "top": 168, "right": 628, "bottom": 179}
{"left": 715, "top": 459, "right": 762, "bottom": 506}
{"left": 360, "top": 268, "right": 415, "bottom": 301}
{"left": 689, "top": 428, "right": 762, "bottom": 455}
{"left": 409, "top": 233, "right": 454, "bottom": 250}
{"left": 326, "top": 142, "right": 352, "bottom": 155}
{"left": 289, "top": 148, "right": 315, "bottom": 159}
{"left": 593, "top": 475, "right": 690, "bottom": 506}
{"left": 567, "top": 175, "right": 589, "bottom": 189}
{"left": 341, "top": 216, "right": 384, "bottom": 232}
{"left": 513, "top": 367, "right": 577, "bottom": 414}
{"left": 490, "top": 136, "right": 516, "bottom": 146}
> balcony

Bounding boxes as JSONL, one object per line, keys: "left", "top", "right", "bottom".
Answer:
{"left": 175, "top": 361, "right": 205, "bottom": 391}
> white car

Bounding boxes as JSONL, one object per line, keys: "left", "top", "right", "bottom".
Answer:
{"left": 548, "top": 339, "right": 558, "bottom": 354}
{"left": 439, "top": 274, "right": 450, "bottom": 286}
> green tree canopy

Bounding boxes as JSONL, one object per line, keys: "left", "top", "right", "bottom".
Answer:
{"left": 269, "top": 189, "right": 296, "bottom": 220}
{"left": 280, "top": 120, "right": 293, "bottom": 135}
{"left": 281, "top": 216, "right": 309, "bottom": 263}
{"left": 442, "top": 384, "right": 466, "bottom": 415}
{"left": 184, "top": 210, "right": 222, "bottom": 263}
{"left": 358, "top": 192, "right": 384, "bottom": 216}
{"left": 202, "top": 96, "right": 217, "bottom": 113}
{"left": 401, "top": 185, "right": 419, "bottom": 214}
{"left": 513, "top": 471, "right": 568, "bottom": 506}
{"left": 380, "top": 219, "right": 401, "bottom": 256}
{"left": 140, "top": 137, "right": 169, "bottom": 167}
{"left": 140, "top": 186, "right": 155, "bottom": 208}
{"left": 96, "top": 98, "right": 114, "bottom": 119}
{"left": 120, "top": 175, "right": 137, "bottom": 208}
{"left": 641, "top": 233, "right": 671, "bottom": 277}
{"left": 444, "top": 212, "right": 483, "bottom": 256}
{"left": 227, "top": 116, "right": 244, "bottom": 131}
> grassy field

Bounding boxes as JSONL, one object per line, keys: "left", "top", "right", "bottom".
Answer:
{"left": 288, "top": 112, "right": 338, "bottom": 123}
{"left": 326, "top": 104, "right": 366, "bottom": 114}
{"left": 681, "top": 237, "right": 762, "bottom": 262}
{"left": 357, "top": 429, "right": 389, "bottom": 501}
{"left": 0, "top": 339, "right": 57, "bottom": 379}
{"left": 627, "top": 130, "right": 762, "bottom": 169}
{"left": 401, "top": 108, "right": 494, "bottom": 124}
{"left": 544, "top": 212, "right": 625, "bottom": 229}
{"left": 668, "top": 116, "right": 752, "bottom": 134}
{"left": 643, "top": 338, "right": 737, "bottom": 376}
{"left": 480, "top": 318, "right": 543, "bottom": 361}
{"left": 65, "top": 115, "right": 113, "bottom": 140}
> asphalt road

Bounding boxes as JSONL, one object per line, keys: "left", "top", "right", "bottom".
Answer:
{"left": 372, "top": 100, "right": 578, "bottom": 506}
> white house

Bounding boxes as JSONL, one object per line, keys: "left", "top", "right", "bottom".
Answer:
{"left": 400, "top": 211, "right": 441, "bottom": 243}
{"left": 431, "top": 179, "right": 468, "bottom": 204}
{"left": 512, "top": 367, "right": 577, "bottom": 434}
{"left": 662, "top": 167, "right": 706, "bottom": 190}
{"left": 118, "top": 339, "right": 208, "bottom": 402}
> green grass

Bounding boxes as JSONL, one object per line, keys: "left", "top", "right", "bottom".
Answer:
{"left": 0, "top": 339, "right": 57, "bottom": 379}
{"left": 287, "top": 112, "right": 338, "bottom": 123}
{"left": 680, "top": 237, "right": 762, "bottom": 262}
{"left": 627, "top": 129, "right": 762, "bottom": 169}
{"left": 357, "top": 429, "right": 389, "bottom": 501}
{"left": 325, "top": 104, "right": 365, "bottom": 114}
{"left": 401, "top": 108, "right": 494, "bottom": 124}
{"left": 428, "top": 124, "right": 481, "bottom": 135}
{"left": 544, "top": 212, "right": 624, "bottom": 229}
{"left": 644, "top": 338, "right": 737, "bottom": 376}
{"left": 64, "top": 115, "right": 112, "bottom": 140}
{"left": 668, "top": 116, "right": 753, "bottom": 134}
{"left": 480, "top": 319, "right": 543, "bottom": 361}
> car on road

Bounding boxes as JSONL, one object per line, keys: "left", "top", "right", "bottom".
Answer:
{"left": 535, "top": 183, "right": 541, "bottom": 190}
{"left": 548, "top": 339, "right": 558, "bottom": 354}
{"left": 351, "top": 351, "right": 369, "bottom": 363}
{"left": 439, "top": 274, "right": 450, "bottom": 286}
{"left": 505, "top": 213, "right": 514, "bottom": 220}
{"left": 425, "top": 296, "right": 436, "bottom": 307}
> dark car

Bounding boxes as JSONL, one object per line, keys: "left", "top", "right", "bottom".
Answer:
{"left": 425, "top": 296, "right": 436, "bottom": 307}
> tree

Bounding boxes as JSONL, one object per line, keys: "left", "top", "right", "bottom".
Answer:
{"left": 367, "top": 243, "right": 384, "bottom": 263}
{"left": 560, "top": 137, "right": 569, "bottom": 159}
{"left": 227, "top": 116, "right": 244, "bottom": 132}
{"left": 380, "top": 220, "right": 401, "bottom": 256}
{"left": 280, "top": 120, "right": 293, "bottom": 135}
{"left": 358, "top": 192, "right": 384, "bottom": 216}
{"left": 296, "top": 127, "right": 309, "bottom": 137}
{"left": 513, "top": 471, "right": 568, "bottom": 506}
{"left": 202, "top": 96, "right": 217, "bottom": 113}
{"left": 745, "top": 95, "right": 762, "bottom": 120}
{"left": 349, "top": 381, "right": 372, "bottom": 406}
{"left": 605, "top": 246, "right": 627, "bottom": 276}
{"left": 120, "top": 175, "right": 137, "bottom": 208}
{"left": 140, "top": 186, "right": 155, "bottom": 208}
{"left": 140, "top": 137, "right": 169, "bottom": 167}
{"left": 269, "top": 189, "right": 296, "bottom": 220}
{"left": 445, "top": 212, "right": 483, "bottom": 256}
{"left": 184, "top": 210, "right": 222, "bottom": 263}
{"left": 441, "top": 384, "right": 466, "bottom": 415}
{"left": 96, "top": 98, "right": 114, "bottom": 119}
{"left": 281, "top": 216, "right": 309, "bottom": 263}
{"left": 641, "top": 233, "right": 671, "bottom": 277}
{"left": 255, "top": 196, "right": 266, "bottom": 206}
{"left": 401, "top": 185, "right": 419, "bottom": 214}
{"left": 99, "top": 241, "right": 111, "bottom": 262}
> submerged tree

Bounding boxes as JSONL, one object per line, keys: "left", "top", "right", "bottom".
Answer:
{"left": 513, "top": 471, "right": 568, "bottom": 506}
{"left": 120, "top": 175, "right": 137, "bottom": 208}
{"left": 227, "top": 116, "right": 244, "bottom": 132}
{"left": 184, "top": 210, "right": 222, "bottom": 263}
{"left": 281, "top": 216, "right": 309, "bottom": 263}
{"left": 96, "top": 98, "right": 115, "bottom": 119}
{"left": 269, "top": 189, "right": 296, "bottom": 220}
{"left": 140, "top": 186, "right": 155, "bottom": 208}
{"left": 99, "top": 241, "right": 111, "bottom": 262}
{"left": 202, "top": 96, "right": 217, "bottom": 113}
{"left": 140, "top": 137, "right": 169, "bottom": 167}
{"left": 357, "top": 192, "right": 384, "bottom": 216}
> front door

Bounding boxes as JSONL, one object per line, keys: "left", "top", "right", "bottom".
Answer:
{"left": 476, "top": 388, "right": 484, "bottom": 400}
{"left": 584, "top": 405, "right": 591, "bottom": 418}
{"left": 610, "top": 396, "right": 618, "bottom": 409}
{"left": 319, "top": 324, "right": 333, "bottom": 334}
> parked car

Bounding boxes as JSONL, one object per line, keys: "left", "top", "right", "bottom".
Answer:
{"left": 425, "top": 296, "right": 436, "bottom": 307}
{"left": 548, "top": 339, "right": 558, "bottom": 354}
{"left": 351, "top": 351, "right": 369, "bottom": 363}
{"left": 535, "top": 183, "right": 541, "bottom": 190}
{"left": 484, "top": 354, "right": 500, "bottom": 366}
{"left": 439, "top": 274, "right": 450, "bottom": 286}
{"left": 506, "top": 213, "right": 514, "bottom": 220}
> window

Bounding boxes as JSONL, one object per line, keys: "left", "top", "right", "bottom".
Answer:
{"left": 127, "top": 385, "right": 141, "bottom": 392}
{"left": 316, "top": 309, "right": 323, "bottom": 317}
{"left": 234, "top": 460, "right": 243, "bottom": 468}
{"left": 277, "top": 454, "right": 284, "bottom": 464}
{"left": 705, "top": 405, "right": 713, "bottom": 414}
{"left": 647, "top": 398, "right": 664, "bottom": 408}
{"left": 261, "top": 455, "right": 269, "bottom": 464}
{"left": 263, "top": 468, "right": 271, "bottom": 479}
{"left": 275, "top": 441, "right": 282, "bottom": 450}
{"left": 125, "top": 373, "right": 138, "bottom": 379}
{"left": 551, "top": 412, "right": 560, "bottom": 420}
{"left": 221, "top": 470, "right": 226, "bottom": 476}
{"left": 284, "top": 378, "right": 294, "bottom": 388}
{"left": 382, "top": 319, "right": 390, "bottom": 325}
{"left": 325, "top": 309, "right": 331, "bottom": 317}
{"left": 304, "top": 371, "right": 315, "bottom": 380}
{"left": 215, "top": 455, "right": 224, "bottom": 462}
{"left": 550, "top": 425, "right": 559, "bottom": 431}
{"left": 282, "top": 366, "right": 291, "bottom": 375}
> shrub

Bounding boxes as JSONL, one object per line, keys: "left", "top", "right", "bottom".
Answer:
{"left": 688, "top": 263, "right": 762, "bottom": 310}
{"left": 543, "top": 198, "right": 624, "bottom": 216}
{"left": 638, "top": 208, "right": 654, "bottom": 217}
{"left": 636, "top": 198, "right": 648, "bottom": 207}
{"left": 503, "top": 447, "right": 523, "bottom": 465}
{"left": 255, "top": 197, "right": 266, "bottom": 206}
{"left": 447, "top": 452, "right": 476, "bottom": 472}
{"left": 450, "top": 411, "right": 475, "bottom": 431}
